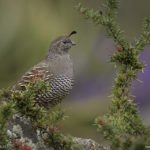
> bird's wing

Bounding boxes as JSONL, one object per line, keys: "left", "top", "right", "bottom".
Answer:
{"left": 11, "top": 60, "right": 49, "bottom": 90}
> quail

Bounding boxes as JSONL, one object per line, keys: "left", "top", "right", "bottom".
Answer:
{"left": 11, "top": 31, "right": 77, "bottom": 107}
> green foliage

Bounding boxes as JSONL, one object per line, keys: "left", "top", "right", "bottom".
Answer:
{"left": 0, "top": 92, "right": 15, "bottom": 147}
{"left": 135, "top": 17, "right": 150, "bottom": 50}
{"left": 77, "top": 0, "right": 150, "bottom": 149}
{"left": 0, "top": 79, "right": 81, "bottom": 150}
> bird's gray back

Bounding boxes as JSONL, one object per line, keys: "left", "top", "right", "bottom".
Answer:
{"left": 11, "top": 54, "right": 74, "bottom": 107}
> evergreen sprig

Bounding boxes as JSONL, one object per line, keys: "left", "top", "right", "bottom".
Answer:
{"left": 0, "top": 79, "right": 81, "bottom": 150}
{"left": 0, "top": 93, "right": 14, "bottom": 147}
{"left": 135, "top": 17, "right": 150, "bottom": 50}
{"left": 77, "top": 0, "right": 150, "bottom": 149}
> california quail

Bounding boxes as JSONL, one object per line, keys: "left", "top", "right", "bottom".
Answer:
{"left": 11, "top": 31, "right": 77, "bottom": 107}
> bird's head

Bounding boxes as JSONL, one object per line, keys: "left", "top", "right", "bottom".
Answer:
{"left": 48, "top": 31, "right": 77, "bottom": 55}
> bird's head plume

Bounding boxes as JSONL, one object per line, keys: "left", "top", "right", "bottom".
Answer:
{"left": 48, "top": 31, "right": 77, "bottom": 56}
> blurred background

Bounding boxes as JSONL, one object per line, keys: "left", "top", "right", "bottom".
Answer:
{"left": 0, "top": 0, "right": 150, "bottom": 143}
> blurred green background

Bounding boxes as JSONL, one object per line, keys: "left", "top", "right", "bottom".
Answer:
{"left": 0, "top": 0, "right": 150, "bottom": 143}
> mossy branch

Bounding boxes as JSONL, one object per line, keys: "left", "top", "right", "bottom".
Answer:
{"left": 77, "top": 0, "right": 150, "bottom": 149}
{"left": 0, "top": 80, "right": 81, "bottom": 150}
{"left": 77, "top": 1, "right": 128, "bottom": 50}
{"left": 0, "top": 98, "right": 14, "bottom": 146}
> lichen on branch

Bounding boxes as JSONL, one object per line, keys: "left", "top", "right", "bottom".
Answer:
{"left": 0, "top": 79, "right": 81, "bottom": 150}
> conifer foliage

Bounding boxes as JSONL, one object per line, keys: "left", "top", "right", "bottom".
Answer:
{"left": 0, "top": 80, "right": 81, "bottom": 150}
{"left": 77, "top": 0, "right": 150, "bottom": 149}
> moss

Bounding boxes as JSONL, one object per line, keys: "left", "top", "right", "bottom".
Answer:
{"left": 0, "top": 79, "right": 81, "bottom": 150}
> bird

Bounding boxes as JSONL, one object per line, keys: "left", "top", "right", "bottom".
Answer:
{"left": 11, "top": 31, "right": 77, "bottom": 108}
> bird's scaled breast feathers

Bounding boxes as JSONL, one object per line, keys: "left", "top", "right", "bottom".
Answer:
{"left": 36, "top": 75, "right": 74, "bottom": 106}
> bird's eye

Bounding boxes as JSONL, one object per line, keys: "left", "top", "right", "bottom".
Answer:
{"left": 62, "top": 41, "right": 67, "bottom": 44}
